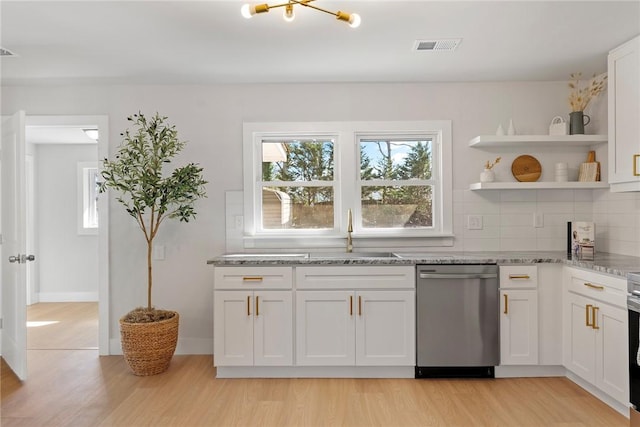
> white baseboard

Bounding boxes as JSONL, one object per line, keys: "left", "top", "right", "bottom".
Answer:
{"left": 38, "top": 292, "right": 98, "bottom": 302}
{"left": 109, "top": 337, "right": 213, "bottom": 356}
{"left": 215, "top": 366, "right": 414, "bottom": 379}
{"left": 495, "top": 365, "right": 565, "bottom": 378}
{"left": 565, "top": 371, "right": 630, "bottom": 417}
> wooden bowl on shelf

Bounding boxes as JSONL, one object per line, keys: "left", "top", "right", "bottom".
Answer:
{"left": 511, "top": 155, "right": 541, "bottom": 182}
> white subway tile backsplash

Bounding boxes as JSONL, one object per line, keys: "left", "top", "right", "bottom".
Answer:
{"left": 500, "top": 190, "right": 537, "bottom": 202}
{"left": 500, "top": 226, "right": 537, "bottom": 239}
{"left": 500, "top": 201, "right": 537, "bottom": 214}
{"left": 535, "top": 189, "right": 574, "bottom": 202}
{"left": 536, "top": 201, "right": 575, "bottom": 214}
{"left": 499, "top": 213, "right": 531, "bottom": 227}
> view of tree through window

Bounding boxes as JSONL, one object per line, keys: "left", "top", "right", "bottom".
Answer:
{"left": 359, "top": 139, "right": 433, "bottom": 229}
{"left": 260, "top": 139, "right": 335, "bottom": 230}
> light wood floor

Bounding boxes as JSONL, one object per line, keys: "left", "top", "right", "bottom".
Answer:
{"left": 1, "top": 303, "right": 629, "bottom": 427}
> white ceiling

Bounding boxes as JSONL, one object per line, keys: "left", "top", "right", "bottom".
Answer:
{"left": 1, "top": 1, "right": 639, "bottom": 86}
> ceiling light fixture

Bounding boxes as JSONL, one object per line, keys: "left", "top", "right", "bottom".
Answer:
{"left": 241, "top": 0, "right": 361, "bottom": 28}
{"left": 83, "top": 128, "right": 99, "bottom": 141}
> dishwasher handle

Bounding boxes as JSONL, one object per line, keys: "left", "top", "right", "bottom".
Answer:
{"left": 419, "top": 273, "right": 498, "bottom": 280}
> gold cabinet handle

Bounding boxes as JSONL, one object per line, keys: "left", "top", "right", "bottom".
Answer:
{"left": 634, "top": 154, "right": 640, "bottom": 176}
{"left": 349, "top": 295, "right": 353, "bottom": 316}
{"left": 508, "top": 274, "right": 530, "bottom": 279}
{"left": 503, "top": 294, "right": 508, "bottom": 314}
{"left": 358, "top": 295, "right": 362, "bottom": 316}
{"left": 242, "top": 276, "right": 263, "bottom": 282}
{"left": 586, "top": 304, "right": 593, "bottom": 327}
{"left": 247, "top": 295, "right": 251, "bottom": 316}
{"left": 592, "top": 306, "right": 599, "bottom": 330}
{"left": 584, "top": 282, "right": 604, "bottom": 291}
{"left": 255, "top": 296, "right": 259, "bottom": 316}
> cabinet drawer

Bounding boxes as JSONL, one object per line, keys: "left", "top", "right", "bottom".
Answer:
{"left": 565, "top": 267, "right": 626, "bottom": 308}
{"left": 500, "top": 265, "right": 538, "bottom": 289}
{"left": 214, "top": 266, "right": 293, "bottom": 290}
{"left": 296, "top": 266, "right": 415, "bottom": 290}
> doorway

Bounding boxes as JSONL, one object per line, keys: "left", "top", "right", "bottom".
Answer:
{"left": 25, "top": 115, "right": 109, "bottom": 356}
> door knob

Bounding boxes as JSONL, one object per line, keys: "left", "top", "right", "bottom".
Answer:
{"left": 9, "top": 255, "right": 20, "bottom": 263}
{"left": 23, "top": 255, "right": 36, "bottom": 262}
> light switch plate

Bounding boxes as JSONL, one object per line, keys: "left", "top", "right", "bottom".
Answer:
{"left": 467, "top": 215, "right": 483, "bottom": 230}
{"left": 534, "top": 212, "right": 544, "bottom": 228}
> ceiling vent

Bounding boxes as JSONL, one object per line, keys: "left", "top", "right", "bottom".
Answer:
{"left": 0, "top": 47, "right": 17, "bottom": 57}
{"left": 414, "top": 38, "right": 461, "bottom": 52}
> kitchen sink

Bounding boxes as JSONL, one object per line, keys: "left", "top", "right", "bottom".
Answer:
{"left": 308, "top": 251, "right": 399, "bottom": 259}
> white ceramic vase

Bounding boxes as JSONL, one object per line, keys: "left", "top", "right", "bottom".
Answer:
{"left": 480, "top": 168, "right": 495, "bottom": 182}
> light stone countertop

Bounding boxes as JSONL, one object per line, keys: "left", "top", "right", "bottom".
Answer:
{"left": 207, "top": 251, "right": 640, "bottom": 279}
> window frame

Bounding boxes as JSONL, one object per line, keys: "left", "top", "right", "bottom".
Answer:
{"left": 77, "top": 161, "right": 99, "bottom": 235}
{"left": 243, "top": 121, "right": 452, "bottom": 248}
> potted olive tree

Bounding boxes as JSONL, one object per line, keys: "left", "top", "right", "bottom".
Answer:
{"left": 100, "top": 112, "right": 207, "bottom": 376}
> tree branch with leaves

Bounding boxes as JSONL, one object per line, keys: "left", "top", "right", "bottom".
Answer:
{"left": 99, "top": 112, "right": 207, "bottom": 318}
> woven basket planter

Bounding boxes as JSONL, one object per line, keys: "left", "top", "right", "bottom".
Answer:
{"left": 119, "top": 312, "right": 179, "bottom": 376}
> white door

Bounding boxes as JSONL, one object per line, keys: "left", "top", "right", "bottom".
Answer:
{"left": 355, "top": 290, "right": 415, "bottom": 366}
{"left": 595, "top": 302, "right": 629, "bottom": 404}
{"left": 296, "top": 291, "right": 355, "bottom": 366}
{"left": 563, "top": 292, "right": 596, "bottom": 383}
{"left": 213, "top": 291, "right": 254, "bottom": 366}
{"left": 608, "top": 36, "right": 640, "bottom": 185}
{"left": 1, "top": 111, "right": 29, "bottom": 380}
{"left": 500, "top": 289, "right": 539, "bottom": 365}
{"left": 253, "top": 291, "right": 292, "bottom": 366}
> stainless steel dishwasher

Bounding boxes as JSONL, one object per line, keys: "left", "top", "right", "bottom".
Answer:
{"left": 416, "top": 264, "right": 499, "bottom": 378}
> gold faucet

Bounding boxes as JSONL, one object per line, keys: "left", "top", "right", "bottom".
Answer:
{"left": 346, "top": 209, "right": 353, "bottom": 253}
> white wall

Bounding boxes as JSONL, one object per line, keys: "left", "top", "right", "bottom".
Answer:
{"left": 36, "top": 143, "right": 98, "bottom": 301}
{"left": 2, "top": 80, "right": 635, "bottom": 355}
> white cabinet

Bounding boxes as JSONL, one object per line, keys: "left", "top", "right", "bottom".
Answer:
{"left": 563, "top": 267, "right": 628, "bottom": 405}
{"left": 608, "top": 35, "right": 640, "bottom": 191}
{"left": 499, "top": 265, "right": 539, "bottom": 365}
{"left": 214, "top": 267, "right": 293, "bottom": 367}
{"left": 295, "top": 266, "right": 415, "bottom": 367}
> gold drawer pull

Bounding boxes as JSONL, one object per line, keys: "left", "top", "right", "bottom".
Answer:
{"left": 256, "top": 296, "right": 260, "bottom": 316}
{"left": 504, "top": 294, "right": 508, "bottom": 315}
{"left": 592, "top": 306, "right": 600, "bottom": 330}
{"left": 247, "top": 296, "right": 251, "bottom": 316}
{"left": 349, "top": 295, "right": 353, "bottom": 316}
{"left": 508, "top": 274, "right": 530, "bottom": 279}
{"left": 634, "top": 154, "right": 640, "bottom": 176}
{"left": 583, "top": 282, "right": 604, "bottom": 291}
{"left": 586, "top": 304, "right": 593, "bottom": 327}
{"left": 358, "top": 295, "right": 362, "bottom": 316}
{"left": 242, "top": 276, "right": 263, "bottom": 282}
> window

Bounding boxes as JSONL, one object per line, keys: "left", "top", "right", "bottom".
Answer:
{"left": 243, "top": 121, "right": 452, "bottom": 247}
{"left": 77, "top": 162, "right": 99, "bottom": 234}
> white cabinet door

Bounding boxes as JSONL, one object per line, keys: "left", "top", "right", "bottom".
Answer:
{"left": 563, "top": 292, "right": 597, "bottom": 382}
{"left": 254, "top": 291, "right": 293, "bottom": 366}
{"left": 609, "top": 35, "right": 640, "bottom": 189}
{"left": 214, "top": 291, "right": 254, "bottom": 366}
{"left": 355, "top": 290, "right": 415, "bottom": 366}
{"left": 595, "top": 302, "right": 629, "bottom": 404}
{"left": 296, "top": 291, "right": 355, "bottom": 366}
{"left": 500, "top": 289, "right": 538, "bottom": 365}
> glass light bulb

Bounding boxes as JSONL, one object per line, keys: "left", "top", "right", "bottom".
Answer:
{"left": 283, "top": 5, "right": 295, "bottom": 22}
{"left": 348, "top": 13, "right": 361, "bottom": 28}
{"left": 241, "top": 4, "right": 253, "bottom": 19}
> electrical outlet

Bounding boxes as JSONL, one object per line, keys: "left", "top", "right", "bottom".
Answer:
{"left": 534, "top": 212, "right": 544, "bottom": 228}
{"left": 467, "top": 215, "right": 483, "bottom": 230}
{"left": 153, "top": 245, "right": 165, "bottom": 261}
{"left": 234, "top": 215, "right": 244, "bottom": 230}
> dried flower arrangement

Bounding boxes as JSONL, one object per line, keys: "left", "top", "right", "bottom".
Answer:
{"left": 568, "top": 72, "right": 608, "bottom": 112}
{"left": 485, "top": 157, "right": 501, "bottom": 170}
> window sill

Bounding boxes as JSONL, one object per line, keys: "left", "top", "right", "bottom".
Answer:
{"left": 242, "top": 234, "right": 454, "bottom": 250}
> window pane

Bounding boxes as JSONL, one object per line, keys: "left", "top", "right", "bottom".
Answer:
{"left": 361, "top": 185, "right": 433, "bottom": 228}
{"left": 360, "top": 139, "right": 432, "bottom": 180}
{"left": 262, "top": 186, "right": 334, "bottom": 230}
{"left": 262, "top": 139, "right": 334, "bottom": 182}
